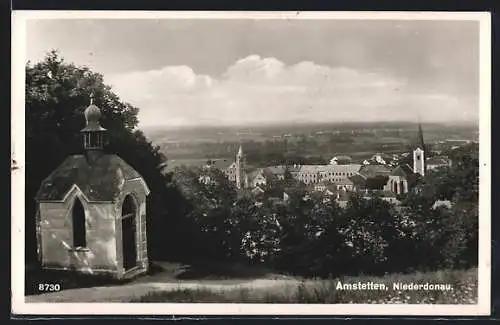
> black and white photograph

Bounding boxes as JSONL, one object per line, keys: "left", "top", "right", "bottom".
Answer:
{"left": 11, "top": 11, "right": 491, "bottom": 316}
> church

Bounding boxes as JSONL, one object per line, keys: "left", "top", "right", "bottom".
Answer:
{"left": 224, "top": 146, "right": 284, "bottom": 189}
{"left": 35, "top": 96, "right": 150, "bottom": 280}
{"left": 382, "top": 122, "right": 426, "bottom": 195}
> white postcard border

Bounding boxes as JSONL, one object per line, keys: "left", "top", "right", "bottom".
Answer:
{"left": 11, "top": 10, "right": 491, "bottom": 316}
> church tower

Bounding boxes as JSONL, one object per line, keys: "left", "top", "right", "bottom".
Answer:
{"left": 413, "top": 120, "right": 426, "bottom": 177}
{"left": 235, "top": 145, "right": 245, "bottom": 189}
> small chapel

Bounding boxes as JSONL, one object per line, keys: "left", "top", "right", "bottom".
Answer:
{"left": 35, "top": 95, "right": 150, "bottom": 279}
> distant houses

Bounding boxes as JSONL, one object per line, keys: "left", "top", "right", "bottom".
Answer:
{"left": 426, "top": 156, "right": 452, "bottom": 171}
{"left": 196, "top": 121, "right": 460, "bottom": 209}
{"left": 370, "top": 153, "right": 392, "bottom": 165}
{"left": 329, "top": 155, "right": 352, "bottom": 165}
{"left": 219, "top": 143, "right": 417, "bottom": 203}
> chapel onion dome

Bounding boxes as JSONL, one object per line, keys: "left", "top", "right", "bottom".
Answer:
{"left": 85, "top": 102, "right": 102, "bottom": 122}
{"left": 81, "top": 95, "right": 107, "bottom": 132}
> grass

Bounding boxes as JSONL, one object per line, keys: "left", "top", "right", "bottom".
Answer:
{"left": 132, "top": 268, "right": 478, "bottom": 304}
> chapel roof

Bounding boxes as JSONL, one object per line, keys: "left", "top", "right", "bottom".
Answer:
{"left": 36, "top": 154, "right": 148, "bottom": 202}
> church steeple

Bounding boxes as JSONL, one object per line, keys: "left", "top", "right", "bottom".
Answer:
{"left": 80, "top": 93, "right": 107, "bottom": 163}
{"left": 416, "top": 118, "right": 425, "bottom": 152}
{"left": 235, "top": 144, "right": 245, "bottom": 189}
{"left": 413, "top": 118, "right": 426, "bottom": 177}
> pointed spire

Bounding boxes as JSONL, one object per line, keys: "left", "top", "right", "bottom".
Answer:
{"left": 90, "top": 92, "right": 94, "bottom": 105}
{"left": 417, "top": 119, "right": 425, "bottom": 152}
{"left": 237, "top": 144, "right": 244, "bottom": 157}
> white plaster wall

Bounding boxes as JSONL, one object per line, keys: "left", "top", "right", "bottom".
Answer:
{"left": 38, "top": 192, "right": 118, "bottom": 275}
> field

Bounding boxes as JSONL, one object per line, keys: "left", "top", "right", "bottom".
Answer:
{"left": 145, "top": 122, "right": 478, "bottom": 169}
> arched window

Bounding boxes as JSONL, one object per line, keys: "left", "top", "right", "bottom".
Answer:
{"left": 400, "top": 181, "right": 406, "bottom": 193}
{"left": 72, "top": 198, "right": 86, "bottom": 248}
{"left": 122, "top": 195, "right": 138, "bottom": 270}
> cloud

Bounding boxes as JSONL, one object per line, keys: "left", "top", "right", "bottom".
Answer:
{"left": 106, "top": 55, "right": 476, "bottom": 127}
{"left": 108, "top": 65, "right": 213, "bottom": 98}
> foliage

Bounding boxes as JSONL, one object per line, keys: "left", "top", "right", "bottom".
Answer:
{"left": 171, "top": 139, "right": 479, "bottom": 277}
{"left": 239, "top": 200, "right": 282, "bottom": 264}
{"left": 397, "top": 144, "right": 479, "bottom": 271}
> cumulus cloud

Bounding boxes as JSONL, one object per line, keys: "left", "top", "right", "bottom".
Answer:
{"left": 106, "top": 55, "right": 476, "bottom": 127}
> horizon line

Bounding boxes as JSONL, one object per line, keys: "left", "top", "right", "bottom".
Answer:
{"left": 140, "top": 119, "right": 479, "bottom": 130}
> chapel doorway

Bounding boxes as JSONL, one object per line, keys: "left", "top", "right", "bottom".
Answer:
{"left": 121, "top": 195, "right": 137, "bottom": 271}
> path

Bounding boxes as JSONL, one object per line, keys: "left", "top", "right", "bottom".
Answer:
{"left": 25, "top": 279, "right": 300, "bottom": 303}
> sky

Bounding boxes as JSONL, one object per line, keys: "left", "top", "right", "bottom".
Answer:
{"left": 26, "top": 18, "right": 480, "bottom": 128}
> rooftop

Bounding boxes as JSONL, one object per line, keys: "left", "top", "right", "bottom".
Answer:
{"left": 426, "top": 158, "right": 450, "bottom": 165}
{"left": 36, "top": 154, "right": 147, "bottom": 202}
{"left": 299, "top": 164, "right": 362, "bottom": 173}
{"left": 358, "top": 165, "right": 392, "bottom": 178}
{"left": 266, "top": 165, "right": 287, "bottom": 175}
{"left": 390, "top": 164, "right": 413, "bottom": 177}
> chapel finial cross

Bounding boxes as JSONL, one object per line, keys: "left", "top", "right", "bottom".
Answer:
{"left": 90, "top": 92, "right": 94, "bottom": 105}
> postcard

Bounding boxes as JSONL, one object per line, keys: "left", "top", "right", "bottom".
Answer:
{"left": 11, "top": 10, "right": 491, "bottom": 316}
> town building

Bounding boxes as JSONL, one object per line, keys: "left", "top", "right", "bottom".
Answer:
{"left": 426, "top": 156, "right": 452, "bottom": 170}
{"left": 369, "top": 153, "right": 392, "bottom": 165}
{"left": 35, "top": 96, "right": 150, "bottom": 280}
{"left": 224, "top": 145, "right": 361, "bottom": 189}
{"left": 296, "top": 164, "right": 362, "bottom": 185}
{"left": 329, "top": 155, "right": 352, "bottom": 165}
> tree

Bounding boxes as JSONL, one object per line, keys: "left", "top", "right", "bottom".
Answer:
{"left": 172, "top": 166, "right": 239, "bottom": 261}
{"left": 238, "top": 198, "right": 282, "bottom": 264}
{"left": 341, "top": 194, "right": 397, "bottom": 274}
{"left": 398, "top": 144, "right": 479, "bottom": 270}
